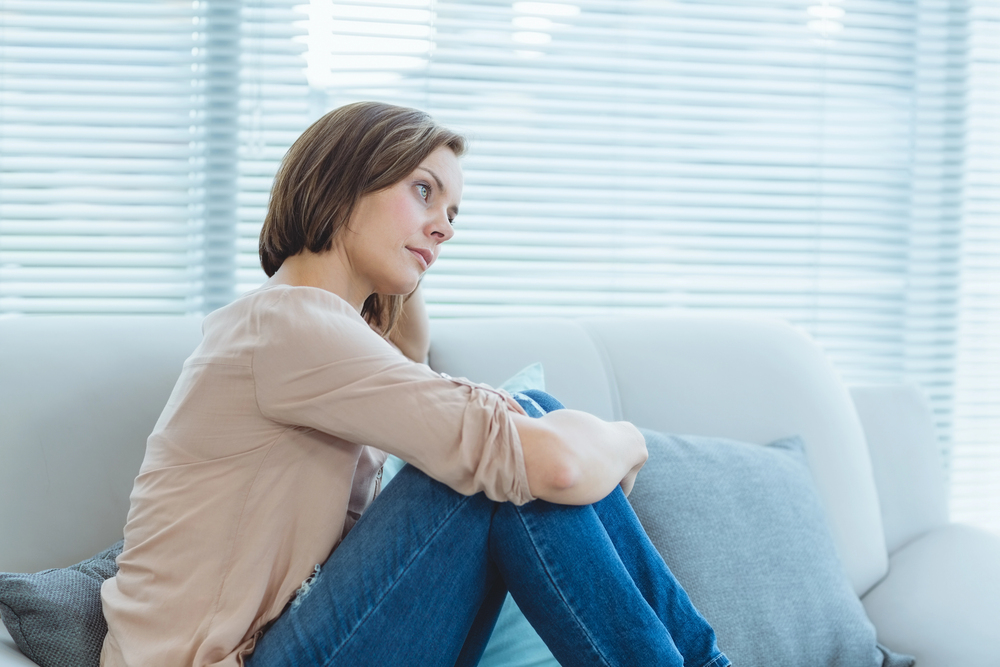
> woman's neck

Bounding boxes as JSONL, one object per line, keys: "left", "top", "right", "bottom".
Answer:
{"left": 269, "top": 250, "right": 370, "bottom": 312}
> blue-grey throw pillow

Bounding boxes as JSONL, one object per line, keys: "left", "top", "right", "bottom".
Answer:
{"left": 629, "top": 430, "right": 914, "bottom": 667}
{"left": 0, "top": 540, "right": 122, "bottom": 667}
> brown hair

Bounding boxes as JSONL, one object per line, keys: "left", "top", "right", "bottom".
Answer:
{"left": 259, "top": 101, "right": 466, "bottom": 335}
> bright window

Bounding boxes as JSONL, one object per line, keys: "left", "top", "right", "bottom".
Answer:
{"left": 1, "top": 0, "right": 997, "bottom": 533}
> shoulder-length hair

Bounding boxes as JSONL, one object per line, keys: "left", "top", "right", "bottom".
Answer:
{"left": 259, "top": 101, "right": 466, "bottom": 335}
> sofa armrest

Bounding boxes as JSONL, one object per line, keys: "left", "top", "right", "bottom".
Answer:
{"left": 849, "top": 384, "right": 949, "bottom": 554}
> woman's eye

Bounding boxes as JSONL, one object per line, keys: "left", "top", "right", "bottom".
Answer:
{"left": 417, "top": 184, "right": 429, "bottom": 200}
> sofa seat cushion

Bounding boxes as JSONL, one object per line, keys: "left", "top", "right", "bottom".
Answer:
{"left": 862, "top": 523, "right": 1000, "bottom": 667}
{"left": 0, "top": 625, "right": 38, "bottom": 666}
{"left": 629, "top": 430, "right": 913, "bottom": 667}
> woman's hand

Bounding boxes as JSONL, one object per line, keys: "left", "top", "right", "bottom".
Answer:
{"left": 513, "top": 410, "right": 648, "bottom": 505}
{"left": 618, "top": 457, "right": 645, "bottom": 497}
{"left": 387, "top": 284, "right": 430, "bottom": 363}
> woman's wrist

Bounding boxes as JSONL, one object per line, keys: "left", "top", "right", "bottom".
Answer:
{"left": 517, "top": 410, "right": 646, "bottom": 505}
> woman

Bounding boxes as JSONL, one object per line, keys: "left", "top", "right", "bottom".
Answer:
{"left": 99, "top": 101, "right": 730, "bottom": 667}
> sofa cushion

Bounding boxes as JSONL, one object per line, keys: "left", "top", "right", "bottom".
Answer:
{"left": 629, "top": 430, "right": 913, "bottom": 667}
{"left": 862, "top": 523, "right": 1000, "bottom": 667}
{"left": 0, "top": 541, "right": 122, "bottom": 667}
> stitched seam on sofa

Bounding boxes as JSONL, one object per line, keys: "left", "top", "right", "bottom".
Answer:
{"left": 0, "top": 599, "right": 38, "bottom": 663}
{"left": 508, "top": 506, "right": 614, "bottom": 667}
{"left": 578, "top": 321, "right": 624, "bottom": 422}
{"left": 320, "top": 493, "right": 479, "bottom": 667}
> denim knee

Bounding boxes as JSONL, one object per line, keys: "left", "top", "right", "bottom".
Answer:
{"left": 510, "top": 389, "right": 564, "bottom": 417}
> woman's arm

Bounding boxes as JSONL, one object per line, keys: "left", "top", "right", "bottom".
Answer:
{"left": 513, "top": 410, "right": 648, "bottom": 505}
{"left": 387, "top": 284, "right": 431, "bottom": 363}
{"left": 366, "top": 284, "right": 646, "bottom": 504}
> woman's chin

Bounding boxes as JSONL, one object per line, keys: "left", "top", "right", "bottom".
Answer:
{"left": 370, "top": 265, "right": 424, "bottom": 296}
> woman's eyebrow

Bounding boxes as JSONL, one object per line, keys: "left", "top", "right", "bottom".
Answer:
{"left": 416, "top": 166, "right": 459, "bottom": 217}
{"left": 416, "top": 167, "right": 445, "bottom": 193}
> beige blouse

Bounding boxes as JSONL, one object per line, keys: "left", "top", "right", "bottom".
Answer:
{"left": 99, "top": 284, "right": 534, "bottom": 667}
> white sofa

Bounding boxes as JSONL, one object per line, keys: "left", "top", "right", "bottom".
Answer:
{"left": 2, "top": 314, "right": 999, "bottom": 666}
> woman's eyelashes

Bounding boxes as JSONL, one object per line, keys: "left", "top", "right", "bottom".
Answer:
{"left": 416, "top": 181, "right": 455, "bottom": 226}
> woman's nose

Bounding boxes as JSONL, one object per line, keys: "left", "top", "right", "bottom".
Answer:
{"left": 430, "top": 211, "right": 455, "bottom": 241}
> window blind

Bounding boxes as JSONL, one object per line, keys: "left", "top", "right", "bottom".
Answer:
{"left": 299, "top": 0, "right": 997, "bottom": 532}
{"left": 950, "top": 1, "right": 1000, "bottom": 533}
{"left": 1, "top": 0, "right": 997, "bottom": 533}
{"left": 309, "top": 1, "right": 963, "bottom": 422}
{"left": 0, "top": 0, "right": 309, "bottom": 314}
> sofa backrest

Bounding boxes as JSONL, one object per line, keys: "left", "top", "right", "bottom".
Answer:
{"left": 1, "top": 314, "right": 889, "bottom": 597}
{"left": 432, "top": 315, "right": 890, "bottom": 596}
{"left": 849, "top": 384, "right": 949, "bottom": 554}
{"left": 428, "top": 317, "right": 619, "bottom": 421}
{"left": 0, "top": 316, "right": 203, "bottom": 573}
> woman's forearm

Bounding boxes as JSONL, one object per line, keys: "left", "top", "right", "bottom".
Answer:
{"left": 388, "top": 284, "right": 430, "bottom": 363}
{"left": 514, "top": 409, "right": 648, "bottom": 505}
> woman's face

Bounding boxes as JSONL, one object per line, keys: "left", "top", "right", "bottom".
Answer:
{"left": 337, "top": 145, "right": 462, "bottom": 298}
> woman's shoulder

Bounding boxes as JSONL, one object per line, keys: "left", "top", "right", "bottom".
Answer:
{"left": 210, "top": 283, "right": 363, "bottom": 328}
{"left": 237, "top": 284, "right": 395, "bottom": 362}
{"left": 193, "top": 284, "right": 374, "bottom": 362}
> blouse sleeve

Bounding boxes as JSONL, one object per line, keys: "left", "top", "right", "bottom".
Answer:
{"left": 251, "top": 288, "right": 535, "bottom": 505}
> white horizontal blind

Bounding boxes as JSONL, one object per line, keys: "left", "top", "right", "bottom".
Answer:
{"left": 951, "top": 1, "right": 1000, "bottom": 533}
{"left": 309, "top": 2, "right": 963, "bottom": 424}
{"left": 0, "top": 0, "right": 201, "bottom": 313}
{"left": 234, "top": 1, "right": 312, "bottom": 299}
{"left": 302, "top": 0, "right": 1000, "bottom": 533}
{"left": 0, "top": 0, "right": 308, "bottom": 314}
{"left": 2, "top": 1, "right": 997, "bottom": 532}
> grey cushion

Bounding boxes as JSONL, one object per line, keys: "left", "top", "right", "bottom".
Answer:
{"left": 630, "top": 430, "right": 914, "bottom": 667}
{"left": 0, "top": 541, "right": 122, "bottom": 667}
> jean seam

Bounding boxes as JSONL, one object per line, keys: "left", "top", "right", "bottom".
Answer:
{"left": 698, "top": 653, "right": 730, "bottom": 667}
{"left": 510, "top": 505, "right": 614, "bottom": 667}
{"left": 319, "top": 493, "right": 477, "bottom": 667}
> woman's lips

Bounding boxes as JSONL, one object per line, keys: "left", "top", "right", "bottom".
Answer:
{"left": 407, "top": 246, "right": 432, "bottom": 269}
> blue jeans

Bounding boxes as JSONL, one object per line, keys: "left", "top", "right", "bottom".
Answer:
{"left": 247, "top": 390, "right": 729, "bottom": 667}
